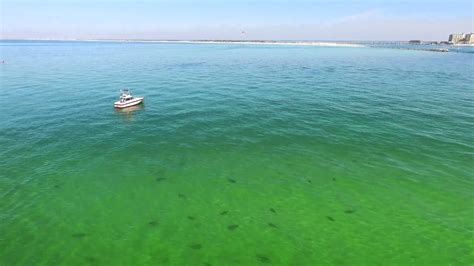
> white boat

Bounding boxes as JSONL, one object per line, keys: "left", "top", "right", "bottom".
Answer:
{"left": 114, "top": 89, "right": 144, "bottom": 108}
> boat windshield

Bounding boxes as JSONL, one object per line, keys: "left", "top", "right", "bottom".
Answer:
{"left": 121, "top": 96, "right": 133, "bottom": 102}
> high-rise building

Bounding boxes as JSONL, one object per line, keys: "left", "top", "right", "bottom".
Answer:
{"left": 448, "top": 33, "right": 465, "bottom": 44}
{"left": 464, "top": 33, "right": 474, "bottom": 44}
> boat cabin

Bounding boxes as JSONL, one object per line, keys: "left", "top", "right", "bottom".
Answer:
{"left": 119, "top": 90, "right": 134, "bottom": 102}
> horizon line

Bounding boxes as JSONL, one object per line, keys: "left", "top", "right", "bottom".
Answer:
{"left": 0, "top": 38, "right": 451, "bottom": 42}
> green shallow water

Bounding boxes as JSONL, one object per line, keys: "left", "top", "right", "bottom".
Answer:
{"left": 0, "top": 41, "right": 473, "bottom": 265}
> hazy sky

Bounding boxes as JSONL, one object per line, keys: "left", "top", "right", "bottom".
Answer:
{"left": 1, "top": 0, "right": 473, "bottom": 40}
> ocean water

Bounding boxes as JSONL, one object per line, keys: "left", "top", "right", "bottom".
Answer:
{"left": 363, "top": 41, "right": 474, "bottom": 54}
{"left": 0, "top": 41, "right": 473, "bottom": 265}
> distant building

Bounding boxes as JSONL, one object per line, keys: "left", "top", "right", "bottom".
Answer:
{"left": 409, "top": 40, "right": 422, "bottom": 44}
{"left": 449, "top": 33, "right": 465, "bottom": 43}
{"left": 448, "top": 33, "right": 474, "bottom": 44}
{"left": 464, "top": 33, "right": 474, "bottom": 44}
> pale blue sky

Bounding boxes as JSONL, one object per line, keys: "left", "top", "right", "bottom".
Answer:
{"left": 1, "top": 0, "right": 473, "bottom": 40}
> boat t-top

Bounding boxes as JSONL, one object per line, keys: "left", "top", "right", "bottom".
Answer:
{"left": 114, "top": 89, "right": 144, "bottom": 108}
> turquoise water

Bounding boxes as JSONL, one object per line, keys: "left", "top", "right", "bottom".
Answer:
{"left": 1, "top": 41, "right": 473, "bottom": 265}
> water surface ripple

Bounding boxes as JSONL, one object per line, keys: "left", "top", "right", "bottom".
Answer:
{"left": 1, "top": 41, "right": 473, "bottom": 265}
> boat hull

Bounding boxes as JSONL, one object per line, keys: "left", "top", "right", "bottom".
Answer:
{"left": 114, "top": 97, "right": 144, "bottom": 108}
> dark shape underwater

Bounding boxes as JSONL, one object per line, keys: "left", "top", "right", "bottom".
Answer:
{"left": 189, "top": 244, "right": 202, "bottom": 250}
{"left": 228, "top": 224, "right": 239, "bottom": 231}
{"left": 72, "top": 233, "right": 87, "bottom": 238}
{"left": 256, "top": 255, "right": 270, "bottom": 263}
{"left": 268, "top": 223, "right": 278, "bottom": 228}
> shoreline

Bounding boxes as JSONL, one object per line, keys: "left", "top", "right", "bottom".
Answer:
{"left": 142, "top": 40, "right": 366, "bottom": 47}
{"left": 1, "top": 38, "right": 366, "bottom": 48}
{"left": 2, "top": 39, "right": 473, "bottom": 52}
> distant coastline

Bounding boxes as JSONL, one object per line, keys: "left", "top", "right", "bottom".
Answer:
{"left": 158, "top": 40, "right": 365, "bottom": 47}
{"left": 2, "top": 39, "right": 473, "bottom": 53}
{"left": 3, "top": 38, "right": 474, "bottom": 47}
{"left": 83, "top": 39, "right": 367, "bottom": 48}
{"left": 0, "top": 38, "right": 364, "bottom": 47}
